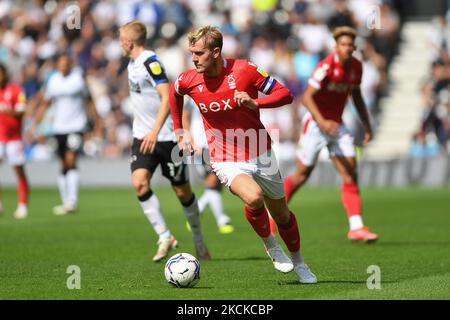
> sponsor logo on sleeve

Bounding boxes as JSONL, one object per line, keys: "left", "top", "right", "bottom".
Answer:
{"left": 150, "top": 61, "right": 162, "bottom": 75}
{"left": 256, "top": 67, "right": 268, "bottom": 78}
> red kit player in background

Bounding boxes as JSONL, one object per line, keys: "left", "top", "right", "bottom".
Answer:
{"left": 0, "top": 63, "right": 29, "bottom": 219}
{"left": 169, "top": 26, "right": 317, "bottom": 283}
{"left": 277, "top": 26, "right": 378, "bottom": 242}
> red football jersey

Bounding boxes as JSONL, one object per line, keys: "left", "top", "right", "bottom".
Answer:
{"left": 0, "top": 83, "right": 26, "bottom": 142}
{"left": 308, "top": 53, "right": 362, "bottom": 123}
{"left": 170, "top": 59, "right": 293, "bottom": 162}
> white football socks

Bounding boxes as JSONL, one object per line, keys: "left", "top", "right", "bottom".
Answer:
{"left": 198, "top": 189, "right": 231, "bottom": 227}
{"left": 198, "top": 192, "right": 208, "bottom": 214}
{"left": 262, "top": 234, "right": 278, "bottom": 250}
{"left": 57, "top": 174, "right": 68, "bottom": 206}
{"left": 182, "top": 195, "right": 203, "bottom": 242}
{"left": 291, "top": 251, "right": 305, "bottom": 266}
{"left": 66, "top": 169, "right": 79, "bottom": 208}
{"left": 349, "top": 215, "right": 364, "bottom": 230}
{"left": 139, "top": 192, "right": 171, "bottom": 241}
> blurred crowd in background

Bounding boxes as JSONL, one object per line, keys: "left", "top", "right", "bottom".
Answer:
{"left": 0, "top": 0, "right": 406, "bottom": 162}
{"left": 412, "top": 15, "right": 450, "bottom": 157}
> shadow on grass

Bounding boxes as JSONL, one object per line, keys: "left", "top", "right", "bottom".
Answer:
{"left": 173, "top": 286, "right": 214, "bottom": 290}
{"left": 375, "top": 241, "right": 450, "bottom": 247}
{"left": 206, "top": 256, "right": 268, "bottom": 262}
{"left": 278, "top": 280, "right": 398, "bottom": 285}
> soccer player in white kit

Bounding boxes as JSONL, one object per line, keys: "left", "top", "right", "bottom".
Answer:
{"left": 183, "top": 98, "right": 234, "bottom": 234}
{"left": 119, "top": 20, "right": 210, "bottom": 262}
{"left": 31, "top": 53, "right": 102, "bottom": 215}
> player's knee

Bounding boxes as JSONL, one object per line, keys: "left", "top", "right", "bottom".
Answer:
{"left": 246, "top": 190, "right": 264, "bottom": 209}
{"left": 205, "top": 174, "right": 220, "bottom": 189}
{"left": 173, "top": 184, "right": 193, "bottom": 203}
{"left": 272, "top": 210, "right": 290, "bottom": 225}
{"left": 342, "top": 174, "right": 357, "bottom": 185}
{"left": 132, "top": 179, "right": 149, "bottom": 195}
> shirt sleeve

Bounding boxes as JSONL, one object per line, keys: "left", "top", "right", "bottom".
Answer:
{"left": 246, "top": 61, "right": 278, "bottom": 95}
{"left": 143, "top": 55, "right": 169, "bottom": 86}
{"left": 169, "top": 74, "right": 187, "bottom": 131}
{"left": 245, "top": 62, "right": 293, "bottom": 109}
{"left": 173, "top": 72, "right": 187, "bottom": 96}
{"left": 308, "top": 60, "right": 331, "bottom": 89}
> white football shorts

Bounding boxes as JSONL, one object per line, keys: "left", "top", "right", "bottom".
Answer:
{"left": 0, "top": 140, "right": 26, "bottom": 166}
{"left": 297, "top": 112, "right": 355, "bottom": 167}
{"left": 211, "top": 150, "right": 285, "bottom": 200}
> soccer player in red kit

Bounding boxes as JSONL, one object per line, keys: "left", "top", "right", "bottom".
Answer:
{"left": 0, "top": 63, "right": 29, "bottom": 219}
{"left": 169, "top": 26, "right": 317, "bottom": 283}
{"left": 280, "top": 26, "right": 378, "bottom": 242}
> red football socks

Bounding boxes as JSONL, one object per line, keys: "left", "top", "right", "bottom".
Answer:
{"left": 245, "top": 206, "right": 270, "bottom": 238}
{"left": 342, "top": 182, "right": 362, "bottom": 217}
{"left": 18, "top": 175, "right": 29, "bottom": 205}
{"left": 277, "top": 212, "right": 301, "bottom": 252}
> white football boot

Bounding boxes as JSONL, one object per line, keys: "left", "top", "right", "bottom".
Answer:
{"left": 14, "top": 204, "right": 28, "bottom": 219}
{"left": 294, "top": 263, "right": 317, "bottom": 284}
{"left": 53, "top": 203, "right": 77, "bottom": 216}
{"left": 265, "top": 244, "right": 294, "bottom": 273}
{"left": 153, "top": 236, "right": 178, "bottom": 262}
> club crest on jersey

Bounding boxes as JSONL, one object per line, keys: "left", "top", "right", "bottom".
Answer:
{"left": 149, "top": 61, "right": 162, "bottom": 75}
{"left": 227, "top": 74, "right": 236, "bottom": 89}
{"left": 129, "top": 80, "right": 141, "bottom": 93}
{"left": 199, "top": 84, "right": 203, "bottom": 92}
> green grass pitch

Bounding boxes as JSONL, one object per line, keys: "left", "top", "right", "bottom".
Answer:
{"left": 0, "top": 186, "right": 449, "bottom": 299}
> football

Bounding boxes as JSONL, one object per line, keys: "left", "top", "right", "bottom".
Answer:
{"left": 164, "top": 253, "right": 201, "bottom": 288}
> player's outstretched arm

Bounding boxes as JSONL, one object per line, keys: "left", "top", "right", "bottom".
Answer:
{"left": 302, "top": 84, "right": 339, "bottom": 136}
{"left": 351, "top": 87, "right": 373, "bottom": 145}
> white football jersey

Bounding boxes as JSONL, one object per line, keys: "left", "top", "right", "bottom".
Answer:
{"left": 44, "top": 67, "right": 88, "bottom": 134}
{"left": 127, "top": 50, "right": 175, "bottom": 141}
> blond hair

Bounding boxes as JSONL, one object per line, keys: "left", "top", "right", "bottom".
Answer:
{"left": 188, "top": 26, "right": 223, "bottom": 50}
{"left": 333, "top": 26, "right": 357, "bottom": 41}
{"left": 119, "top": 20, "right": 147, "bottom": 46}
